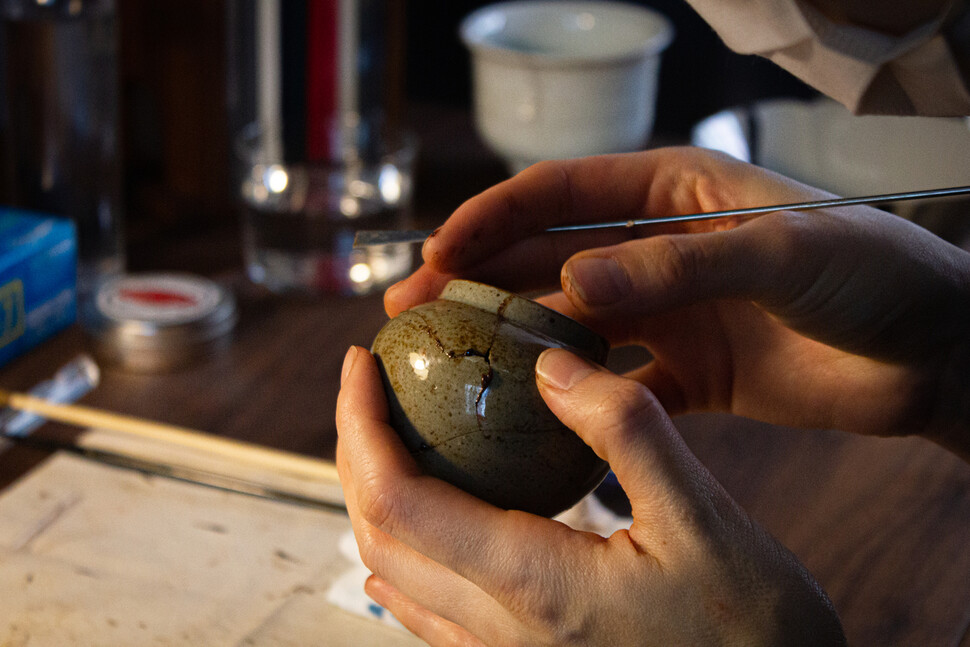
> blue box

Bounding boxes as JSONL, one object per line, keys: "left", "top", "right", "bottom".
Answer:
{"left": 0, "top": 209, "right": 77, "bottom": 367}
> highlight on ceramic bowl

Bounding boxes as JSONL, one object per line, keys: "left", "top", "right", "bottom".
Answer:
{"left": 371, "top": 279, "right": 610, "bottom": 517}
{"left": 460, "top": 1, "right": 674, "bottom": 174}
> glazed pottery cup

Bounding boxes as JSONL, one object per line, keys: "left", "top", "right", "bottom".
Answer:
{"left": 371, "top": 279, "right": 610, "bottom": 517}
{"left": 460, "top": 1, "right": 674, "bottom": 174}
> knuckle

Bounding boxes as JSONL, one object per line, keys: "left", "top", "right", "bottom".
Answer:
{"left": 493, "top": 539, "right": 597, "bottom": 645}
{"left": 356, "top": 471, "right": 406, "bottom": 535}
{"left": 592, "top": 380, "right": 661, "bottom": 439}
{"left": 647, "top": 234, "right": 706, "bottom": 294}
{"left": 551, "top": 162, "right": 576, "bottom": 218}
{"left": 683, "top": 163, "right": 724, "bottom": 211}
{"left": 493, "top": 552, "right": 560, "bottom": 614}
{"left": 527, "top": 595, "right": 593, "bottom": 646}
{"left": 765, "top": 209, "right": 813, "bottom": 252}
{"left": 501, "top": 188, "right": 523, "bottom": 224}
{"left": 522, "top": 159, "right": 575, "bottom": 215}
{"left": 491, "top": 550, "right": 543, "bottom": 601}
{"left": 752, "top": 211, "right": 823, "bottom": 309}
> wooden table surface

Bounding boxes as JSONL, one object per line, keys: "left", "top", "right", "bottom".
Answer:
{"left": 2, "top": 107, "right": 970, "bottom": 646}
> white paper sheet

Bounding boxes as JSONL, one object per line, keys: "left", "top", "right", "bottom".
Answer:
{"left": 0, "top": 452, "right": 423, "bottom": 646}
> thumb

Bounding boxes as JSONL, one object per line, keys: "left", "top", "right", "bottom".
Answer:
{"left": 535, "top": 348, "right": 732, "bottom": 536}
{"left": 560, "top": 217, "right": 807, "bottom": 319}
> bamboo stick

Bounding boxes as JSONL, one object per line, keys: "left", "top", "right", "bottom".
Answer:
{"left": 0, "top": 389, "right": 340, "bottom": 484}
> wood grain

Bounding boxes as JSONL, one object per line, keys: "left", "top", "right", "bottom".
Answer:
{"left": 677, "top": 414, "right": 970, "bottom": 646}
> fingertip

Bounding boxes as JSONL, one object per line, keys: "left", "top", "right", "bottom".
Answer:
{"left": 383, "top": 266, "right": 450, "bottom": 317}
{"left": 364, "top": 573, "right": 393, "bottom": 604}
{"left": 535, "top": 348, "right": 600, "bottom": 392}
{"left": 363, "top": 575, "right": 485, "bottom": 647}
{"left": 421, "top": 222, "right": 468, "bottom": 271}
{"left": 335, "top": 345, "right": 391, "bottom": 431}
{"left": 383, "top": 281, "right": 407, "bottom": 317}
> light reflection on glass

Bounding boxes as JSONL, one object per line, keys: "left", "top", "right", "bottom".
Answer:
{"left": 340, "top": 196, "right": 360, "bottom": 217}
{"left": 378, "top": 164, "right": 403, "bottom": 203}
{"left": 349, "top": 178, "right": 373, "bottom": 198}
{"left": 348, "top": 262, "right": 372, "bottom": 285}
{"left": 265, "top": 165, "right": 288, "bottom": 193}
{"left": 369, "top": 256, "right": 389, "bottom": 277}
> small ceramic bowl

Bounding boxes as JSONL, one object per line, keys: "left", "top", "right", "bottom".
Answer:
{"left": 460, "top": 1, "right": 674, "bottom": 173}
{"left": 371, "top": 280, "right": 610, "bottom": 517}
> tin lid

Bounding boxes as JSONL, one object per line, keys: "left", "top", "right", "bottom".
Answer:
{"left": 89, "top": 273, "right": 238, "bottom": 372}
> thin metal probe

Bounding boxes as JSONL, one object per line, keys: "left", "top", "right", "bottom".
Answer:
{"left": 352, "top": 185, "right": 970, "bottom": 247}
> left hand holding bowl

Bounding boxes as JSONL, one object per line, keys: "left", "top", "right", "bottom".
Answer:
{"left": 336, "top": 344, "right": 845, "bottom": 646}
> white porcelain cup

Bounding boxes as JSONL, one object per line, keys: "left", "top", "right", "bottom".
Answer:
{"left": 461, "top": 1, "right": 673, "bottom": 174}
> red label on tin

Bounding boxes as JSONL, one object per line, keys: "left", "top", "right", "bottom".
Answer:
{"left": 118, "top": 289, "right": 199, "bottom": 307}
{"left": 97, "top": 274, "right": 224, "bottom": 324}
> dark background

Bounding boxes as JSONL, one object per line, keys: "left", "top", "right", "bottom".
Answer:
{"left": 119, "top": 1, "right": 816, "bottom": 272}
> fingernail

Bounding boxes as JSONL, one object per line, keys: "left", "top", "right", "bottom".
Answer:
{"left": 536, "top": 348, "right": 599, "bottom": 391}
{"left": 341, "top": 346, "right": 359, "bottom": 386}
{"left": 563, "top": 256, "right": 630, "bottom": 306}
{"left": 421, "top": 227, "right": 442, "bottom": 259}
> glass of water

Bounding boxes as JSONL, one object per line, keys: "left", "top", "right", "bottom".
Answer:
{"left": 0, "top": 0, "right": 125, "bottom": 325}
{"left": 235, "top": 123, "right": 417, "bottom": 296}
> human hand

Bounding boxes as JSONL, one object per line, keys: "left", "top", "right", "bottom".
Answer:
{"left": 386, "top": 148, "right": 970, "bottom": 452}
{"left": 336, "top": 344, "right": 845, "bottom": 646}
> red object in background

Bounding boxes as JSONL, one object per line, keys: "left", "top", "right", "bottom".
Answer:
{"left": 118, "top": 289, "right": 199, "bottom": 307}
{"left": 306, "top": 0, "right": 338, "bottom": 161}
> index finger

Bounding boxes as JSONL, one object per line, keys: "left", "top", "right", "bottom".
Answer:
{"left": 385, "top": 152, "right": 669, "bottom": 316}
{"left": 421, "top": 146, "right": 819, "bottom": 275}
{"left": 422, "top": 152, "right": 654, "bottom": 273}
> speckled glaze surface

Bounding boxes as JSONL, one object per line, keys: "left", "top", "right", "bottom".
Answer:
{"left": 371, "top": 279, "right": 610, "bottom": 517}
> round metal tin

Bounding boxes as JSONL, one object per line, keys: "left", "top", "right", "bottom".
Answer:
{"left": 89, "top": 273, "right": 238, "bottom": 372}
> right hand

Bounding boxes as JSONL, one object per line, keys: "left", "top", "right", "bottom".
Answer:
{"left": 386, "top": 147, "right": 970, "bottom": 455}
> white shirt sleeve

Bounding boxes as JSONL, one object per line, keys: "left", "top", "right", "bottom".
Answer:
{"left": 683, "top": 0, "right": 970, "bottom": 116}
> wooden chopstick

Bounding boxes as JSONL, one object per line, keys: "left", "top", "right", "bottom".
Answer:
{"left": 0, "top": 388, "right": 340, "bottom": 485}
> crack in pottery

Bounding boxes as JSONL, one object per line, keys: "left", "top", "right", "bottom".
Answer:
{"left": 399, "top": 315, "right": 493, "bottom": 451}
{"left": 401, "top": 301, "right": 521, "bottom": 450}
{"left": 395, "top": 295, "right": 575, "bottom": 452}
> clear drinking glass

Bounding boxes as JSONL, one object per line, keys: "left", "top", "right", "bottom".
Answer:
{"left": 0, "top": 0, "right": 125, "bottom": 325}
{"left": 227, "top": 0, "right": 412, "bottom": 295}
{"left": 236, "top": 123, "right": 416, "bottom": 295}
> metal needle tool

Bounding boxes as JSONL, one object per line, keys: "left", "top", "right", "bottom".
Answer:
{"left": 352, "top": 185, "right": 970, "bottom": 248}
